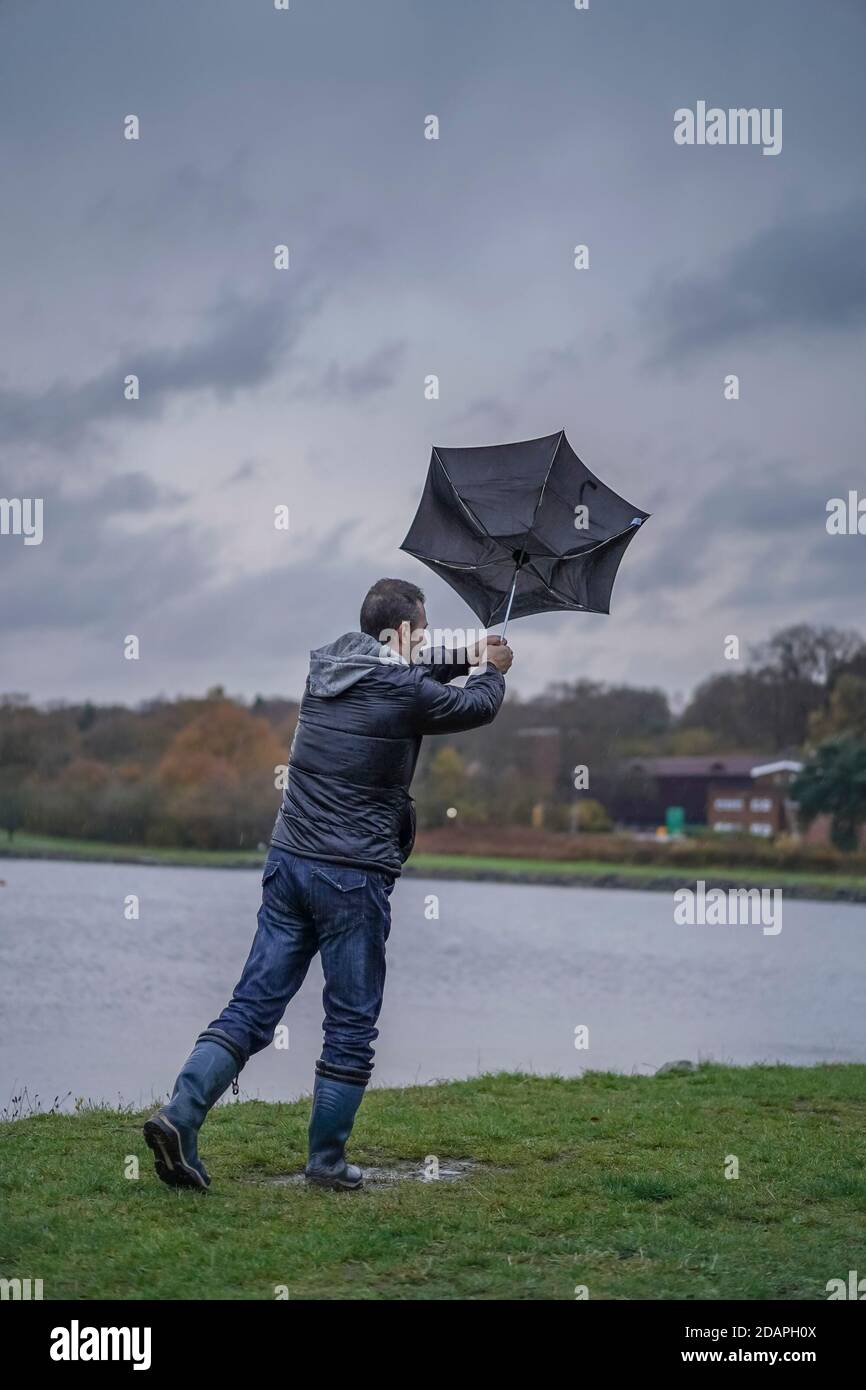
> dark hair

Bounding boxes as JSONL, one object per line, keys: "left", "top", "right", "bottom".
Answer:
{"left": 360, "top": 578, "right": 425, "bottom": 640}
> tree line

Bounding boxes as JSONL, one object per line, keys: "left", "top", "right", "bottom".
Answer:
{"left": 2, "top": 624, "right": 866, "bottom": 851}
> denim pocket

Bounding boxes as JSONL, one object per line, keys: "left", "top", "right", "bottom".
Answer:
{"left": 261, "top": 860, "right": 280, "bottom": 886}
{"left": 312, "top": 865, "right": 368, "bottom": 893}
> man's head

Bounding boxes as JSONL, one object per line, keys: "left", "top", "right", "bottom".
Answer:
{"left": 360, "top": 578, "right": 427, "bottom": 661}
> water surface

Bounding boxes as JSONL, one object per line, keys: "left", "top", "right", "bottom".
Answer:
{"left": 1, "top": 857, "right": 863, "bottom": 1109}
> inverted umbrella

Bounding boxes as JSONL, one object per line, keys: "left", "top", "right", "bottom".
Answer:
{"left": 400, "top": 429, "right": 649, "bottom": 634}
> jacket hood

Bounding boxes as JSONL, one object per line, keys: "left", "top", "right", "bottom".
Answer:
{"left": 307, "top": 631, "right": 405, "bottom": 697}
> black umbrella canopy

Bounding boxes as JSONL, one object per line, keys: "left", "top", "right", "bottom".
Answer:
{"left": 400, "top": 429, "right": 650, "bottom": 627}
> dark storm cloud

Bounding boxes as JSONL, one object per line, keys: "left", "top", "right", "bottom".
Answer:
{"left": 0, "top": 474, "right": 213, "bottom": 632}
{"left": 0, "top": 294, "right": 313, "bottom": 450}
{"left": 724, "top": 528, "right": 866, "bottom": 610}
{"left": 448, "top": 395, "right": 517, "bottom": 435}
{"left": 603, "top": 460, "right": 835, "bottom": 603}
{"left": 1, "top": 463, "right": 374, "bottom": 663}
{"left": 1, "top": 516, "right": 380, "bottom": 703}
{"left": 95, "top": 472, "right": 188, "bottom": 511}
{"left": 156, "top": 535, "right": 378, "bottom": 674}
{"left": 689, "top": 467, "right": 827, "bottom": 533}
{"left": 227, "top": 459, "right": 260, "bottom": 485}
{"left": 3, "top": 0, "right": 866, "bottom": 703}
{"left": 646, "top": 201, "right": 866, "bottom": 360}
{"left": 661, "top": 465, "right": 855, "bottom": 611}
{"left": 81, "top": 151, "right": 257, "bottom": 241}
{"left": 290, "top": 340, "right": 407, "bottom": 403}
{"left": 522, "top": 344, "right": 582, "bottom": 392}
{"left": 613, "top": 519, "right": 709, "bottom": 596}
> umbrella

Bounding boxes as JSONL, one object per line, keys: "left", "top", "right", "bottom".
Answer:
{"left": 400, "top": 429, "right": 649, "bottom": 634}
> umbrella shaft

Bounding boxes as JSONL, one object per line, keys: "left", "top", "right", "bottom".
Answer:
{"left": 501, "top": 572, "right": 519, "bottom": 638}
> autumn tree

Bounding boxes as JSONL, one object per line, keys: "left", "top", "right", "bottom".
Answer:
{"left": 808, "top": 675, "right": 866, "bottom": 743}
{"left": 156, "top": 699, "right": 284, "bottom": 848}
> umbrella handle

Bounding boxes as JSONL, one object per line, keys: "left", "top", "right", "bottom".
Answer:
{"left": 500, "top": 571, "right": 519, "bottom": 640}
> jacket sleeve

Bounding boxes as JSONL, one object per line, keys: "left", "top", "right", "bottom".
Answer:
{"left": 412, "top": 665, "right": 505, "bottom": 734}
{"left": 426, "top": 646, "right": 471, "bottom": 684}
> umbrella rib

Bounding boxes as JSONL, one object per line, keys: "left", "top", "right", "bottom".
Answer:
{"left": 431, "top": 448, "right": 510, "bottom": 558}
{"left": 531, "top": 428, "right": 565, "bottom": 530}
{"left": 491, "top": 429, "right": 566, "bottom": 623}
{"left": 432, "top": 432, "right": 564, "bottom": 568}
{"left": 512, "top": 428, "right": 565, "bottom": 562}
{"left": 403, "top": 552, "right": 504, "bottom": 573}
{"left": 488, "top": 555, "right": 582, "bottom": 622}
{"left": 513, "top": 521, "right": 645, "bottom": 612}
{"left": 556, "top": 520, "right": 646, "bottom": 562}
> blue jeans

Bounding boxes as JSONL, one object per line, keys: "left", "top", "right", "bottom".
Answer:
{"left": 203, "top": 848, "right": 394, "bottom": 1086}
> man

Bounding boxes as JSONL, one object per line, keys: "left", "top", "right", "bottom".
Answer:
{"left": 144, "top": 578, "right": 512, "bottom": 1191}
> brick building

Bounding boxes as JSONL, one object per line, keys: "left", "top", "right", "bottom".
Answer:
{"left": 621, "top": 754, "right": 765, "bottom": 827}
{"left": 707, "top": 761, "right": 802, "bottom": 838}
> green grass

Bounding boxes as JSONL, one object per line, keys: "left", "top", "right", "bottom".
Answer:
{"left": 0, "top": 832, "right": 262, "bottom": 868}
{"left": 2, "top": 1066, "right": 865, "bottom": 1300}
{"left": 2, "top": 833, "right": 864, "bottom": 899}
{"left": 410, "top": 852, "right": 866, "bottom": 895}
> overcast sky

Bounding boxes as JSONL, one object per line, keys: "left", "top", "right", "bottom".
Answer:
{"left": 1, "top": 0, "right": 864, "bottom": 709}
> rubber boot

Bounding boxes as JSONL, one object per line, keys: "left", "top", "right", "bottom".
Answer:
{"left": 305, "top": 1075, "right": 366, "bottom": 1190}
{"left": 143, "top": 1037, "right": 241, "bottom": 1190}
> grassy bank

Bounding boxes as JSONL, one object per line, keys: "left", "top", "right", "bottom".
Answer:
{"left": 0, "top": 832, "right": 262, "bottom": 868}
{"left": 2, "top": 1066, "right": 864, "bottom": 1300}
{"left": 409, "top": 853, "right": 866, "bottom": 900}
{"left": 2, "top": 832, "right": 864, "bottom": 901}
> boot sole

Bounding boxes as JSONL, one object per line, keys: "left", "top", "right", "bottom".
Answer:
{"left": 305, "top": 1171, "right": 363, "bottom": 1192}
{"left": 143, "top": 1116, "right": 209, "bottom": 1191}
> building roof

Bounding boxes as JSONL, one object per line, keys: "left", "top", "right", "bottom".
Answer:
{"left": 624, "top": 755, "right": 768, "bottom": 778}
{"left": 750, "top": 760, "right": 804, "bottom": 778}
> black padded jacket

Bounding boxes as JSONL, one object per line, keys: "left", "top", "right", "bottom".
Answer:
{"left": 270, "top": 632, "right": 506, "bottom": 877}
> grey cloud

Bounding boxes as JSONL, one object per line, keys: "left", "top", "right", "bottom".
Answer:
{"left": 724, "top": 527, "right": 866, "bottom": 610}
{"left": 447, "top": 395, "right": 517, "bottom": 436}
{"left": 3, "top": 0, "right": 865, "bottom": 705}
{"left": 227, "top": 459, "right": 259, "bottom": 485}
{"left": 157, "top": 538, "right": 376, "bottom": 670}
{"left": 95, "top": 472, "right": 188, "bottom": 512}
{"left": 522, "top": 344, "right": 582, "bottom": 392}
{"left": 604, "top": 461, "right": 826, "bottom": 601}
{"left": 691, "top": 467, "right": 830, "bottom": 533}
{"left": 82, "top": 151, "right": 257, "bottom": 241}
{"left": 1, "top": 528, "right": 380, "bottom": 704}
{"left": 290, "top": 340, "right": 407, "bottom": 403}
{"left": 646, "top": 200, "right": 866, "bottom": 360}
{"left": 0, "top": 293, "right": 317, "bottom": 450}
{"left": 0, "top": 475, "right": 213, "bottom": 632}
{"left": 656, "top": 465, "right": 844, "bottom": 608}
{"left": 616, "top": 520, "right": 708, "bottom": 594}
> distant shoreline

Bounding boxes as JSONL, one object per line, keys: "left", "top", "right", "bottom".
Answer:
{"left": 2, "top": 835, "right": 865, "bottom": 904}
